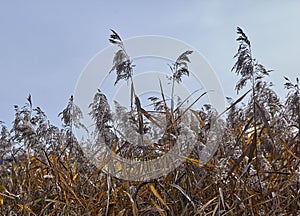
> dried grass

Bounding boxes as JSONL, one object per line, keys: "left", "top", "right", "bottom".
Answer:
{"left": 0, "top": 28, "right": 299, "bottom": 215}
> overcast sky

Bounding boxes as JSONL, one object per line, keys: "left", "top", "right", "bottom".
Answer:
{"left": 1, "top": 1, "right": 299, "bottom": 126}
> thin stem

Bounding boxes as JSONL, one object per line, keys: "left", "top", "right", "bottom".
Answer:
{"left": 171, "top": 63, "right": 178, "bottom": 112}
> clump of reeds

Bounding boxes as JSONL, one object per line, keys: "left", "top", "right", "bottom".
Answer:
{"left": 0, "top": 27, "right": 299, "bottom": 215}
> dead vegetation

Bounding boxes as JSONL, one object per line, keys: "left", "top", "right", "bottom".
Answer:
{"left": 0, "top": 27, "right": 299, "bottom": 215}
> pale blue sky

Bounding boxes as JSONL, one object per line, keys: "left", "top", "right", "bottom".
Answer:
{"left": 1, "top": 1, "right": 299, "bottom": 126}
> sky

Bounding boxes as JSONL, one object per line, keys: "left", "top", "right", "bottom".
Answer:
{"left": 0, "top": 1, "right": 299, "bottom": 126}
